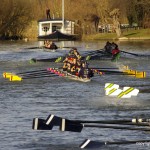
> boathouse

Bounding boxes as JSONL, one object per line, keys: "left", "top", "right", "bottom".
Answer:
{"left": 38, "top": 19, "right": 75, "bottom": 37}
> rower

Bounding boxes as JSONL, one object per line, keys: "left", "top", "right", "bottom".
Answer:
{"left": 78, "top": 61, "right": 87, "bottom": 78}
{"left": 66, "top": 62, "right": 71, "bottom": 73}
{"left": 111, "top": 43, "right": 120, "bottom": 61}
{"left": 70, "top": 57, "right": 78, "bottom": 75}
{"left": 62, "top": 57, "right": 68, "bottom": 71}
{"left": 44, "top": 41, "right": 58, "bottom": 49}
{"left": 49, "top": 42, "right": 58, "bottom": 49}
{"left": 73, "top": 48, "right": 81, "bottom": 60}
{"left": 68, "top": 49, "right": 74, "bottom": 56}
{"left": 68, "top": 48, "right": 81, "bottom": 60}
{"left": 70, "top": 65, "right": 77, "bottom": 75}
{"left": 104, "top": 41, "right": 112, "bottom": 54}
{"left": 44, "top": 40, "right": 52, "bottom": 48}
{"left": 87, "top": 68, "right": 94, "bottom": 78}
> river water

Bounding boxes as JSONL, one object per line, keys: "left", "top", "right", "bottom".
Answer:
{"left": 0, "top": 40, "right": 150, "bottom": 150}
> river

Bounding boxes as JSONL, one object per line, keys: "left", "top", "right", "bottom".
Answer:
{"left": 0, "top": 40, "right": 150, "bottom": 150}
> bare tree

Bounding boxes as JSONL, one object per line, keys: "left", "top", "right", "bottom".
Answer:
{"left": 84, "top": 14, "right": 100, "bottom": 33}
{"left": 0, "top": 0, "right": 32, "bottom": 39}
{"left": 105, "top": 8, "right": 121, "bottom": 37}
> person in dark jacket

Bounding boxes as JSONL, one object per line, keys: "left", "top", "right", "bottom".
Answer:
{"left": 104, "top": 41, "right": 112, "bottom": 54}
{"left": 46, "top": 8, "right": 51, "bottom": 19}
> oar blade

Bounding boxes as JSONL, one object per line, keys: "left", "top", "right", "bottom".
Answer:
{"left": 80, "top": 139, "right": 150, "bottom": 149}
{"left": 3, "top": 72, "right": 13, "bottom": 78}
{"left": 9, "top": 75, "right": 22, "bottom": 81}
{"left": 135, "top": 71, "right": 146, "bottom": 78}
{"left": 32, "top": 118, "right": 53, "bottom": 130}
{"left": 55, "top": 56, "right": 64, "bottom": 63}
{"left": 30, "top": 58, "right": 37, "bottom": 64}
{"left": 60, "top": 119, "right": 83, "bottom": 132}
{"left": 80, "top": 139, "right": 104, "bottom": 149}
{"left": 45, "top": 114, "right": 62, "bottom": 126}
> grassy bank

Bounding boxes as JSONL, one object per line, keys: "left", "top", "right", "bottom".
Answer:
{"left": 19, "top": 23, "right": 150, "bottom": 41}
{"left": 82, "top": 28, "right": 150, "bottom": 41}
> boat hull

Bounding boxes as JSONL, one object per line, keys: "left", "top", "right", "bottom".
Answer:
{"left": 65, "top": 73, "right": 91, "bottom": 82}
{"left": 38, "top": 30, "right": 76, "bottom": 41}
{"left": 49, "top": 68, "right": 91, "bottom": 82}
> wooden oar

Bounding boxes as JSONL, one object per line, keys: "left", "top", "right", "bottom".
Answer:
{"left": 24, "top": 46, "right": 81, "bottom": 50}
{"left": 4, "top": 68, "right": 63, "bottom": 81}
{"left": 93, "top": 69, "right": 125, "bottom": 74}
{"left": 19, "top": 68, "right": 63, "bottom": 78}
{"left": 32, "top": 117, "right": 150, "bottom": 132}
{"left": 32, "top": 114, "right": 150, "bottom": 131}
{"left": 22, "top": 74, "right": 58, "bottom": 79}
{"left": 60, "top": 119, "right": 150, "bottom": 132}
{"left": 85, "top": 52, "right": 111, "bottom": 60}
{"left": 30, "top": 56, "right": 65, "bottom": 63}
{"left": 93, "top": 69, "right": 146, "bottom": 78}
{"left": 90, "top": 67, "right": 118, "bottom": 70}
{"left": 82, "top": 49, "right": 105, "bottom": 60}
{"left": 32, "top": 118, "right": 53, "bottom": 130}
{"left": 24, "top": 46, "right": 45, "bottom": 49}
{"left": 93, "top": 69, "right": 130, "bottom": 76}
{"left": 80, "top": 139, "right": 150, "bottom": 149}
{"left": 82, "top": 49, "right": 104, "bottom": 56}
{"left": 3, "top": 67, "right": 65, "bottom": 82}
{"left": 45, "top": 114, "right": 150, "bottom": 125}
{"left": 68, "top": 119, "right": 150, "bottom": 126}
{"left": 58, "top": 46, "right": 82, "bottom": 49}
{"left": 19, "top": 72, "right": 55, "bottom": 77}
{"left": 29, "top": 49, "right": 105, "bottom": 63}
{"left": 17, "top": 69, "right": 47, "bottom": 74}
{"left": 9, "top": 74, "right": 59, "bottom": 81}
{"left": 32, "top": 115, "right": 62, "bottom": 130}
{"left": 84, "top": 49, "right": 150, "bottom": 60}
{"left": 3, "top": 68, "right": 52, "bottom": 78}
{"left": 120, "top": 50, "right": 150, "bottom": 57}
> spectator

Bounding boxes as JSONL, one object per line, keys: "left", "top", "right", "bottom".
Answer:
{"left": 46, "top": 8, "right": 51, "bottom": 19}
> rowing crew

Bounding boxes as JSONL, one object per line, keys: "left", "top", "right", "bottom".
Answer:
{"left": 104, "top": 41, "right": 121, "bottom": 61}
{"left": 44, "top": 40, "right": 58, "bottom": 49}
{"left": 62, "top": 48, "right": 94, "bottom": 79}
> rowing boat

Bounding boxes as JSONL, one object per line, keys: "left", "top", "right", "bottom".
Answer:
{"left": 63, "top": 71, "right": 91, "bottom": 82}
{"left": 42, "top": 48, "right": 56, "bottom": 52}
{"left": 48, "top": 68, "right": 91, "bottom": 82}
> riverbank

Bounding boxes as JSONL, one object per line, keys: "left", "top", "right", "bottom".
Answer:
{"left": 1, "top": 24, "right": 150, "bottom": 42}
{"left": 82, "top": 28, "right": 150, "bottom": 41}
